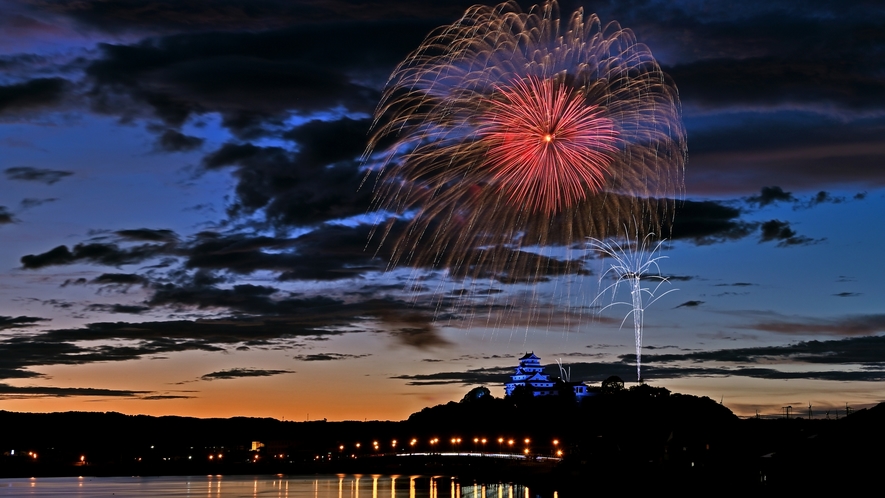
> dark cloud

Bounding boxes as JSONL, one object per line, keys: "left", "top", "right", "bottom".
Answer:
{"left": 201, "top": 119, "right": 376, "bottom": 227}
{"left": 90, "top": 273, "right": 147, "bottom": 285}
{"left": 39, "top": 0, "right": 477, "bottom": 33}
{"left": 663, "top": 275, "right": 695, "bottom": 282}
{"left": 392, "top": 366, "right": 511, "bottom": 386}
{"left": 371, "top": 305, "right": 452, "bottom": 350}
{"left": 834, "top": 292, "right": 861, "bottom": 298}
{"left": 642, "top": 334, "right": 885, "bottom": 366}
{"left": 82, "top": 22, "right": 435, "bottom": 130}
{"left": 0, "top": 315, "right": 349, "bottom": 380}
{"left": 668, "top": 200, "right": 756, "bottom": 244}
{"left": 759, "top": 219, "right": 796, "bottom": 241}
{"left": 200, "top": 367, "right": 294, "bottom": 380}
{"left": 0, "top": 77, "right": 69, "bottom": 114}
{"left": 150, "top": 281, "right": 308, "bottom": 314}
{"left": 20, "top": 241, "right": 172, "bottom": 269}
{"left": 0, "top": 315, "right": 49, "bottom": 330}
{"left": 745, "top": 188, "right": 856, "bottom": 210}
{"left": 140, "top": 394, "right": 195, "bottom": 400}
{"left": 0, "top": 383, "right": 149, "bottom": 398}
{"left": 115, "top": 228, "right": 178, "bottom": 242}
{"left": 796, "top": 190, "right": 852, "bottom": 209}
{"left": 179, "top": 226, "right": 389, "bottom": 281}
{"left": 759, "top": 219, "right": 819, "bottom": 247}
{"left": 291, "top": 353, "right": 369, "bottom": 361}
{"left": 19, "top": 198, "right": 57, "bottom": 209}
{"left": 746, "top": 186, "right": 796, "bottom": 207}
{"left": 5, "top": 166, "right": 73, "bottom": 185}
{"left": 735, "top": 312, "right": 885, "bottom": 336}
{"left": 675, "top": 300, "right": 704, "bottom": 308}
{"left": 155, "top": 128, "right": 204, "bottom": 152}
{"left": 669, "top": 55, "right": 885, "bottom": 114}
{"left": 84, "top": 304, "right": 151, "bottom": 314}
{"left": 0, "top": 206, "right": 13, "bottom": 224}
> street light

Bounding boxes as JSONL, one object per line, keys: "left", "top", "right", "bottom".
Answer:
{"left": 450, "top": 438, "right": 461, "bottom": 453}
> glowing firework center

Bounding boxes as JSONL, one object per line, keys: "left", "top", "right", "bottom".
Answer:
{"left": 477, "top": 76, "right": 619, "bottom": 214}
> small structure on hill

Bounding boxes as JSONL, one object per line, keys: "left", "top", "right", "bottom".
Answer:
{"left": 504, "top": 352, "right": 592, "bottom": 400}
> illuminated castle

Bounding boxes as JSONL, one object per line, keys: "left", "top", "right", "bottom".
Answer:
{"left": 504, "top": 352, "right": 591, "bottom": 399}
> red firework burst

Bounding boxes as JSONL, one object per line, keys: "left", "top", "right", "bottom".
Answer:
{"left": 477, "top": 76, "right": 619, "bottom": 214}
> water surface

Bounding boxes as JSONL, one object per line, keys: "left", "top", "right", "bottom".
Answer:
{"left": 0, "top": 474, "right": 553, "bottom": 498}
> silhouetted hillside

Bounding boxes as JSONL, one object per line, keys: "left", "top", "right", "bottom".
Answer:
{"left": 1, "top": 386, "right": 882, "bottom": 491}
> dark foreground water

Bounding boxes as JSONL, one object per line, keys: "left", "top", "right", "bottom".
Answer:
{"left": 0, "top": 475, "right": 557, "bottom": 498}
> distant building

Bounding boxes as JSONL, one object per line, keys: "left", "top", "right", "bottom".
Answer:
{"left": 504, "top": 352, "right": 592, "bottom": 400}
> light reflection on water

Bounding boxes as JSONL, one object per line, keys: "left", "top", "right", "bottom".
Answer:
{"left": 0, "top": 475, "right": 550, "bottom": 498}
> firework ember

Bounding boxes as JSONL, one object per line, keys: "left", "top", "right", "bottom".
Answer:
{"left": 364, "top": 0, "right": 686, "bottom": 284}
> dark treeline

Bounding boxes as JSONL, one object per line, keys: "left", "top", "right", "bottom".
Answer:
{"left": 2, "top": 384, "right": 884, "bottom": 492}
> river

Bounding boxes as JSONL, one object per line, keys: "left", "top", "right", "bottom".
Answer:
{"left": 0, "top": 474, "right": 560, "bottom": 497}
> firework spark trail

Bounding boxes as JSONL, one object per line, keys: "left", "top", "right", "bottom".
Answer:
{"left": 363, "top": 0, "right": 685, "bottom": 330}
{"left": 588, "top": 234, "right": 677, "bottom": 381}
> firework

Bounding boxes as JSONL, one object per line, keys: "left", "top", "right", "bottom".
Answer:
{"left": 588, "top": 233, "right": 677, "bottom": 381}
{"left": 364, "top": 0, "right": 685, "bottom": 284}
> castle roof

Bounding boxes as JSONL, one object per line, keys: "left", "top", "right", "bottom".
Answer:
{"left": 519, "top": 352, "right": 540, "bottom": 360}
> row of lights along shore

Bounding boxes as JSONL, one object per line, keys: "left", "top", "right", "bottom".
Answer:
{"left": 337, "top": 438, "right": 563, "bottom": 457}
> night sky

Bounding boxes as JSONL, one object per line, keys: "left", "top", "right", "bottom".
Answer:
{"left": 1, "top": 0, "right": 883, "bottom": 421}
